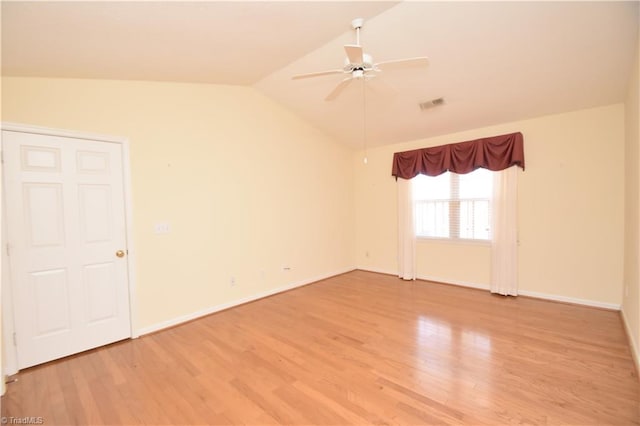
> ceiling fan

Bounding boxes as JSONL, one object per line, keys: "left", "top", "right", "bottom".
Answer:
{"left": 292, "top": 18, "right": 429, "bottom": 101}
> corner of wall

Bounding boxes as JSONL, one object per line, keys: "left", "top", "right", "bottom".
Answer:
{"left": 621, "top": 18, "right": 640, "bottom": 375}
{"left": 622, "top": 308, "right": 640, "bottom": 374}
{"left": 0, "top": 136, "right": 4, "bottom": 399}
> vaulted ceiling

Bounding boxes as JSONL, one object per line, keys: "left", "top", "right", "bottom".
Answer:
{"left": 3, "top": 1, "right": 639, "bottom": 148}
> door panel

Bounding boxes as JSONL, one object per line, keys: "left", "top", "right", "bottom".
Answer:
{"left": 20, "top": 145, "right": 61, "bottom": 172}
{"left": 3, "top": 130, "right": 131, "bottom": 369}
{"left": 76, "top": 150, "right": 110, "bottom": 174}
{"left": 84, "top": 262, "right": 118, "bottom": 323}
{"left": 79, "top": 184, "right": 112, "bottom": 243}
{"left": 32, "top": 268, "right": 70, "bottom": 336}
{"left": 24, "top": 183, "right": 65, "bottom": 247}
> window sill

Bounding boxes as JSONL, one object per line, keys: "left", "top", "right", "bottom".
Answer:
{"left": 416, "top": 237, "right": 491, "bottom": 247}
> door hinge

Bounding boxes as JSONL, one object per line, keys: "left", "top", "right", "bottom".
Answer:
{"left": 5, "top": 243, "right": 10, "bottom": 257}
{"left": 0, "top": 150, "right": 4, "bottom": 164}
{"left": 12, "top": 332, "right": 17, "bottom": 346}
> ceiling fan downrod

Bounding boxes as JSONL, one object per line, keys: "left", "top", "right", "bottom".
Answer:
{"left": 351, "top": 18, "right": 364, "bottom": 46}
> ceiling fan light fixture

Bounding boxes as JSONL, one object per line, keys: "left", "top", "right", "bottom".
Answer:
{"left": 344, "top": 53, "right": 373, "bottom": 71}
{"left": 292, "top": 18, "right": 429, "bottom": 102}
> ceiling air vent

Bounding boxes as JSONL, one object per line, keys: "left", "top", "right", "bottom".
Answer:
{"left": 419, "top": 97, "right": 445, "bottom": 111}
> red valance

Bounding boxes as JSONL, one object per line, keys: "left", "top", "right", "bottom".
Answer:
{"left": 392, "top": 132, "right": 525, "bottom": 179}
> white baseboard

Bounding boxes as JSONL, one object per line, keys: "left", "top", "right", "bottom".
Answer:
{"left": 518, "top": 289, "right": 620, "bottom": 310}
{"left": 356, "top": 267, "right": 397, "bottom": 276}
{"left": 145, "top": 265, "right": 622, "bottom": 336}
{"left": 137, "top": 266, "right": 356, "bottom": 336}
{"left": 357, "top": 268, "right": 620, "bottom": 310}
{"left": 621, "top": 307, "right": 640, "bottom": 374}
{"left": 417, "top": 277, "right": 619, "bottom": 310}
{"left": 417, "top": 275, "right": 491, "bottom": 291}
{"left": 357, "top": 267, "right": 491, "bottom": 291}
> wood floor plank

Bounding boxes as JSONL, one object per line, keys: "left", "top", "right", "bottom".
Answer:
{"left": 2, "top": 270, "right": 638, "bottom": 425}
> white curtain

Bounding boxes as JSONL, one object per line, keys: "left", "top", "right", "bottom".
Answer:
{"left": 397, "top": 178, "right": 416, "bottom": 280}
{"left": 491, "top": 166, "right": 519, "bottom": 296}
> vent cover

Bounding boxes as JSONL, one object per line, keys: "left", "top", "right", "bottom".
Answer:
{"left": 419, "top": 97, "right": 445, "bottom": 111}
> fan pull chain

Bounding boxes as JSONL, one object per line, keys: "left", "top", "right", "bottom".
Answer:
{"left": 362, "top": 76, "right": 368, "bottom": 165}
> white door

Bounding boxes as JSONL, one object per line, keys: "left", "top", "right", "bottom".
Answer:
{"left": 3, "top": 130, "right": 131, "bottom": 369}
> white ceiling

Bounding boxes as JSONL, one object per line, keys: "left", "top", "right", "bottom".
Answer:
{"left": 2, "top": 1, "right": 639, "bottom": 149}
{"left": 1, "top": 1, "right": 397, "bottom": 85}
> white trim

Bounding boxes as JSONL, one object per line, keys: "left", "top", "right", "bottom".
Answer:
{"left": 518, "top": 289, "right": 620, "bottom": 310}
{"left": 1, "top": 196, "right": 18, "bottom": 377}
{"left": 357, "top": 268, "right": 620, "bottom": 309}
{"left": 417, "top": 274, "right": 490, "bottom": 291}
{"left": 620, "top": 308, "right": 640, "bottom": 373}
{"left": 355, "top": 267, "right": 491, "bottom": 290}
{"left": 120, "top": 141, "right": 139, "bottom": 338}
{"left": 0, "top": 122, "right": 138, "bottom": 361}
{"left": 357, "top": 267, "right": 397, "bottom": 276}
{"left": 416, "top": 237, "right": 491, "bottom": 247}
{"left": 1, "top": 122, "right": 128, "bottom": 145}
{"left": 137, "top": 267, "right": 356, "bottom": 336}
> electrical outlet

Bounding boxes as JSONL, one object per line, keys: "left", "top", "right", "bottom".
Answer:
{"left": 154, "top": 222, "right": 170, "bottom": 234}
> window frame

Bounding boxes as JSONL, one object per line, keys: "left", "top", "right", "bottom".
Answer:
{"left": 413, "top": 170, "right": 492, "bottom": 244}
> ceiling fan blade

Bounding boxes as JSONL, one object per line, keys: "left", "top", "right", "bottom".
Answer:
{"left": 292, "top": 69, "right": 344, "bottom": 80}
{"left": 374, "top": 57, "right": 429, "bottom": 70}
{"left": 344, "top": 45, "right": 364, "bottom": 64}
{"left": 325, "top": 78, "right": 353, "bottom": 101}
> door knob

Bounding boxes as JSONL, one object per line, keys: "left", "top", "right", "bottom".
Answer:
{"left": 116, "top": 250, "right": 126, "bottom": 258}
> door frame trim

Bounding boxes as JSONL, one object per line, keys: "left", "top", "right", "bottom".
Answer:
{"left": 0, "top": 122, "right": 139, "bottom": 377}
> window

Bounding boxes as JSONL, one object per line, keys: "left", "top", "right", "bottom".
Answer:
{"left": 413, "top": 168, "right": 493, "bottom": 240}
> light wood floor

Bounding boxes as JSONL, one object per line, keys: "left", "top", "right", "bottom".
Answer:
{"left": 2, "top": 270, "right": 639, "bottom": 425}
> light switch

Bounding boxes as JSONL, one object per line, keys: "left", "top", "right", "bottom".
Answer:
{"left": 154, "top": 222, "right": 170, "bottom": 234}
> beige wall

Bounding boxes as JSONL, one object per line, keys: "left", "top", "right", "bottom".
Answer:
{"left": 623, "top": 30, "right": 640, "bottom": 368}
{"left": 355, "top": 104, "right": 625, "bottom": 306}
{"left": 0, "top": 76, "right": 632, "bottom": 366}
{"left": 1, "top": 77, "right": 355, "bottom": 331}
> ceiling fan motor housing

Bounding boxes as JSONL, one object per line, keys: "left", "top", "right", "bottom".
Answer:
{"left": 291, "top": 17, "right": 429, "bottom": 101}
